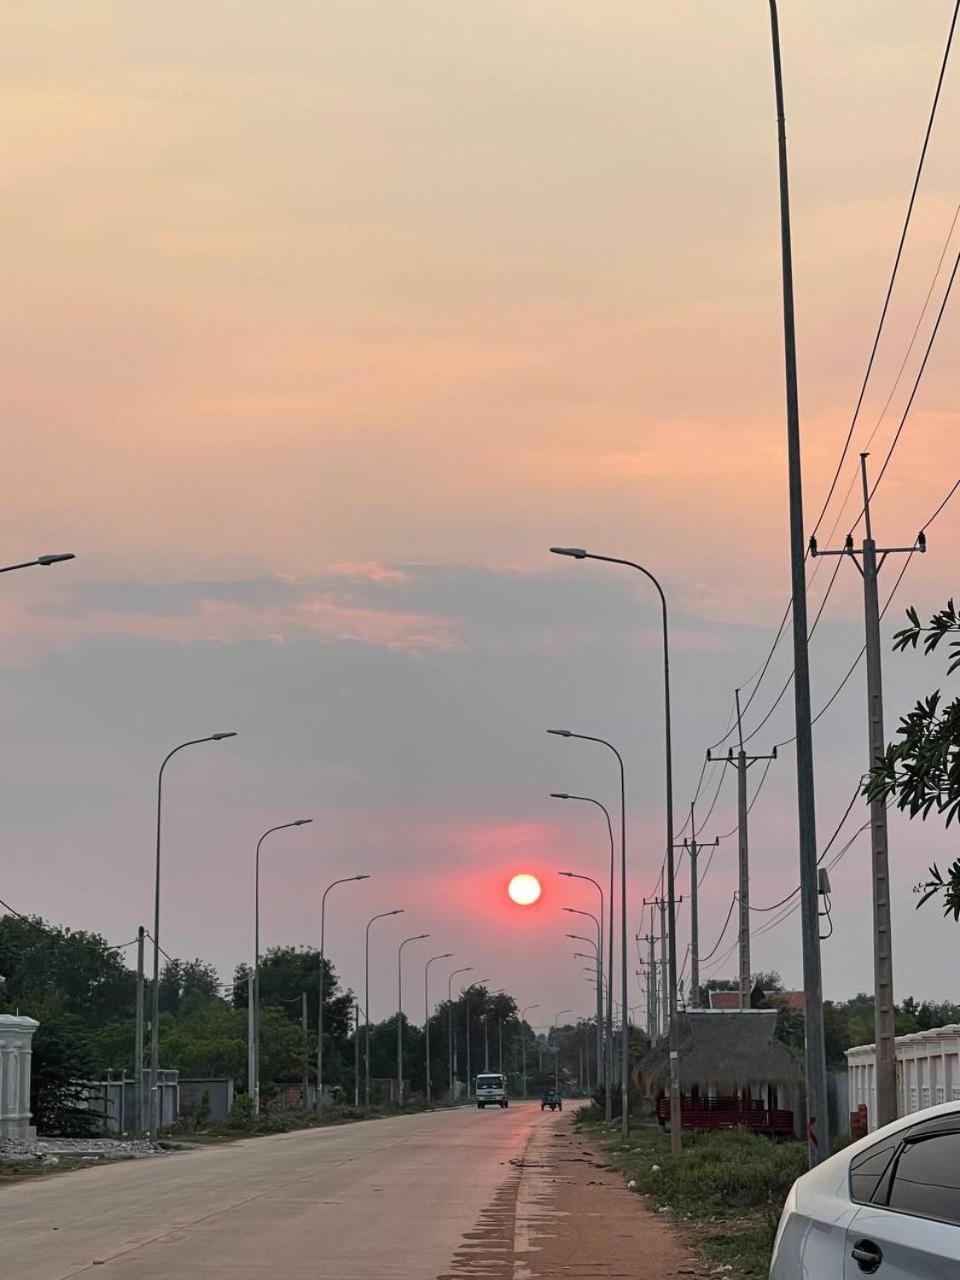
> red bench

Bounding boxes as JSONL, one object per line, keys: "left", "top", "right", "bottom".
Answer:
{"left": 656, "top": 1097, "right": 793, "bottom": 1136}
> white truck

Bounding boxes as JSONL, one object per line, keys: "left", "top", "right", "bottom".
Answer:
{"left": 475, "top": 1073, "right": 508, "bottom": 1109}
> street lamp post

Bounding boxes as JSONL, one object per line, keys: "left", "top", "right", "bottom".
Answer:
{"left": 447, "top": 966, "right": 473, "bottom": 1099}
{"left": 254, "top": 819, "right": 312, "bottom": 1116}
{"left": 424, "top": 953, "right": 453, "bottom": 1104}
{"left": 553, "top": 1009, "right": 571, "bottom": 1094}
{"left": 548, "top": 727, "right": 630, "bottom": 1138}
{"left": 555, "top": 795, "right": 615, "bottom": 1119}
{"left": 365, "top": 910, "right": 404, "bottom": 1107}
{"left": 0, "top": 553, "right": 75, "bottom": 574}
{"left": 564, "top": 907, "right": 603, "bottom": 1089}
{"left": 463, "top": 979, "right": 489, "bottom": 1098}
{"left": 318, "top": 875, "right": 370, "bottom": 1112}
{"left": 397, "top": 933, "right": 429, "bottom": 1105}
{"left": 150, "top": 732, "right": 237, "bottom": 1134}
{"left": 551, "top": 545, "right": 679, "bottom": 1152}
{"left": 520, "top": 1003, "right": 539, "bottom": 1098}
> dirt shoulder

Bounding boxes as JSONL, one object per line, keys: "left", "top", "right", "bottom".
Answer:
{"left": 516, "top": 1114, "right": 704, "bottom": 1279}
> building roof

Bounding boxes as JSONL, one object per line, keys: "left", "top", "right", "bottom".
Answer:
{"left": 846, "top": 1024, "right": 960, "bottom": 1058}
{"left": 637, "top": 1009, "right": 803, "bottom": 1092}
{"left": 708, "top": 989, "right": 805, "bottom": 1012}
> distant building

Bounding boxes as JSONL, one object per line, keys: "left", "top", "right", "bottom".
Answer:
{"left": 847, "top": 1024, "right": 960, "bottom": 1131}
{"left": 708, "top": 989, "right": 805, "bottom": 1013}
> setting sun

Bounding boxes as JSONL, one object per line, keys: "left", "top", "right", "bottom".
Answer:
{"left": 507, "top": 873, "right": 541, "bottom": 906}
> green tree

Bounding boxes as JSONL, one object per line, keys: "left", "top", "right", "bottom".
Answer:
{"left": 866, "top": 601, "right": 960, "bottom": 916}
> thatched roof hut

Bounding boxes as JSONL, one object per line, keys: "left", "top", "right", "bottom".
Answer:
{"left": 636, "top": 1009, "right": 803, "bottom": 1095}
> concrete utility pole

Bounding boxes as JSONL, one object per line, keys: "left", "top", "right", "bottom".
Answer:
{"left": 644, "top": 896, "right": 671, "bottom": 1036}
{"left": 353, "top": 999, "right": 360, "bottom": 1108}
{"left": 135, "top": 926, "right": 145, "bottom": 1135}
{"left": 397, "top": 934, "right": 428, "bottom": 1107}
{"left": 710, "top": 694, "right": 777, "bottom": 1010}
{"left": 810, "top": 452, "right": 922, "bottom": 1128}
{"left": 678, "top": 804, "right": 719, "bottom": 1009}
{"left": 641, "top": 935, "right": 658, "bottom": 1038}
{"left": 767, "top": 0, "right": 829, "bottom": 1164}
{"left": 247, "top": 973, "right": 255, "bottom": 1103}
{"left": 301, "top": 992, "right": 309, "bottom": 1108}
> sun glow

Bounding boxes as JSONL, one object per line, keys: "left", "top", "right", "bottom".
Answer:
{"left": 507, "top": 873, "right": 542, "bottom": 906}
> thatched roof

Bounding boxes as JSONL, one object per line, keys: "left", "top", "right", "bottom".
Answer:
{"left": 636, "top": 1010, "right": 802, "bottom": 1093}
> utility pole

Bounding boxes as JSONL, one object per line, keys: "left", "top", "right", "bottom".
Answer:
{"left": 247, "top": 973, "right": 255, "bottom": 1104}
{"left": 710, "top": 696, "right": 777, "bottom": 1010}
{"left": 810, "top": 453, "right": 921, "bottom": 1128}
{"left": 768, "top": 0, "right": 828, "bottom": 1164}
{"left": 642, "top": 936, "right": 658, "bottom": 1038}
{"left": 678, "top": 804, "right": 719, "bottom": 1009}
{"left": 353, "top": 999, "right": 360, "bottom": 1108}
{"left": 301, "top": 991, "right": 309, "bottom": 1109}
{"left": 135, "top": 926, "right": 145, "bottom": 1136}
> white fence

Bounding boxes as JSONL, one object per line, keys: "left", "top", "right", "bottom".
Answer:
{"left": 847, "top": 1024, "right": 960, "bottom": 1131}
{"left": 0, "top": 1014, "right": 39, "bottom": 1140}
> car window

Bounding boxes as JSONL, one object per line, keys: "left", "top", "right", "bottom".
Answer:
{"left": 849, "top": 1141, "right": 897, "bottom": 1204}
{"left": 887, "top": 1133, "right": 960, "bottom": 1225}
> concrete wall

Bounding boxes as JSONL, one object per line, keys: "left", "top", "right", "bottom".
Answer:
{"left": 180, "top": 1078, "right": 234, "bottom": 1123}
{"left": 78, "top": 1071, "right": 179, "bottom": 1134}
{"left": 0, "top": 1014, "right": 39, "bottom": 1140}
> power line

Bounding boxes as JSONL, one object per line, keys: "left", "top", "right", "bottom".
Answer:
{"left": 699, "top": 894, "right": 738, "bottom": 964}
{"left": 810, "top": 0, "right": 960, "bottom": 541}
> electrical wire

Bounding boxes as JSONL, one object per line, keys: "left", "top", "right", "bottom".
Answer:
{"left": 810, "top": 0, "right": 960, "bottom": 541}
{"left": 699, "top": 894, "right": 738, "bottom": 964}
{"left": 0, "top": 896, "right": 138, "bottom": 953}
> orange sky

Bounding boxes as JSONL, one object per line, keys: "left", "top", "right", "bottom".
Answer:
{"left": 1, "top": 3, "right": 959, "bottom": 1018}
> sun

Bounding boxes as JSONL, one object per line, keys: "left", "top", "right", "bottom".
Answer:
{"left": 508, "top": 873, "right": 542, "bottom": 906}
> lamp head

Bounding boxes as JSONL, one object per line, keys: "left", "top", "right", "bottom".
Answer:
{"left": 546, "top": 729, "right": 572, "bottom": 738}
{"left": 389, "top": 909, "right": 404, "bottom": 916}
{"left": 354, "top": 874, "right": 371, "bottom": 881}
{"left": 549, "top": 547, "right": 587, "bottom": 559}
{"left": 293, "top": 819, "right": 312, "bottom": 826}
{"left": 550, "top": 792, "right": 570, "bottom": 800}
{"left": 212, "top": 732, "right": 238, "bottom": 741}
{"left": 36, "top": 553, "right": 75, "bottom": 565}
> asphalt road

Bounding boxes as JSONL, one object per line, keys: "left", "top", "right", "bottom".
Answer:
{"left": 0, "top": 1102, "right": 563, "bottom": 1280}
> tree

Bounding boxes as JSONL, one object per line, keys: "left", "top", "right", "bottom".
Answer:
{"left": 158, "top": 958, "right": 222, "bottom": 1015}
{"left": 866, "top": 601, "right": 960, "bottom": 917}
{"left": 30, "top": 1008, "right": 99, "bottom": 1136}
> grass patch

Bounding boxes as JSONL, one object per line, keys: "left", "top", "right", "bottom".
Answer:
{"left": 577, "top": 1111, "right": 806, "bottom": 1278}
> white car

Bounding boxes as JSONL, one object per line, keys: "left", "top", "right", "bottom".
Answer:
{"left": 769, "top": 1100, "right": 960, "bottom": 1277}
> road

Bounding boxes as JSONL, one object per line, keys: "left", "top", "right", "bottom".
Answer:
{"left": 1, "top": 1103, "right": 559, "bottom": 1280}
{"left": 1, "top": 1103, "right": 702, "bottom": 1279}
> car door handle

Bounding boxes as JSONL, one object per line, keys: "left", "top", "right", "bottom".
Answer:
{"left": 851, "top": 1239, "right": 883, "bottom": 1274}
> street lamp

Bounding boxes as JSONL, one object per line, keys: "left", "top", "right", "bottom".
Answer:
{"left": 553, "top": 1008, "right": 571, "bottom": 1094}
{"left": 463, "top": 978, "right": 489, "bottom": 1098}
{"left": 555, "top": 794, "right": 615, "bottom": 1117}
{"left": 0, "top": 553, "right": 75, "bottom": 573}
{"left": 253, "top": 819, "right": 313, "bottom": 1115}
{"left": 520, "top": 1003, "right": 539, "bottom": 1098}
{"left": 150, "top": 731, "right": 237, "bottom": 1135}
{"left": 397, "top": 933, "right": 429, "bottom": 1105}
{"left": 424, "top": 952, "right": 453, "bottom": 1104}
{"left": 551, "top": 543, "right": 677, "bottom": 1150}
{"left": 447, "top": 966, "right": 473, "bottom": 1099}
{"left": 318, "top": 875, "right": 370, "bottom": 1111}
{"left": 365, "top": 909, "right": 404, "bottom": 1107}
{"left": 548, "top": 727, "right": 630, "bottom": 1137}
{"left": 564, "top": 907, "right": 603, "bottom": 1091}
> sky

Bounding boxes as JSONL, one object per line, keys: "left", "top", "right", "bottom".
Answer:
{"left": 2, "top": 2, "right": 960, "bottom": 1033}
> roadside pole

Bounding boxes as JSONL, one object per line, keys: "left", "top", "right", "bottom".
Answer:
{"left": 768, "top": 0, "right": 828, "bottom": 1164}
{"left": 810, "top": 453, "right": 921, "bottom": 1127}
{"left": 301, "top": 992, "right": 309, "bottom": 1109}
{"left": 353, "top": 1000, "right": 360, "bottom": 1107}
{"left": 247, "top": 973, "right": 255, "bottom": 1105}
{"left": 135, "top": 926, "right": 145, "bottom": 1135}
